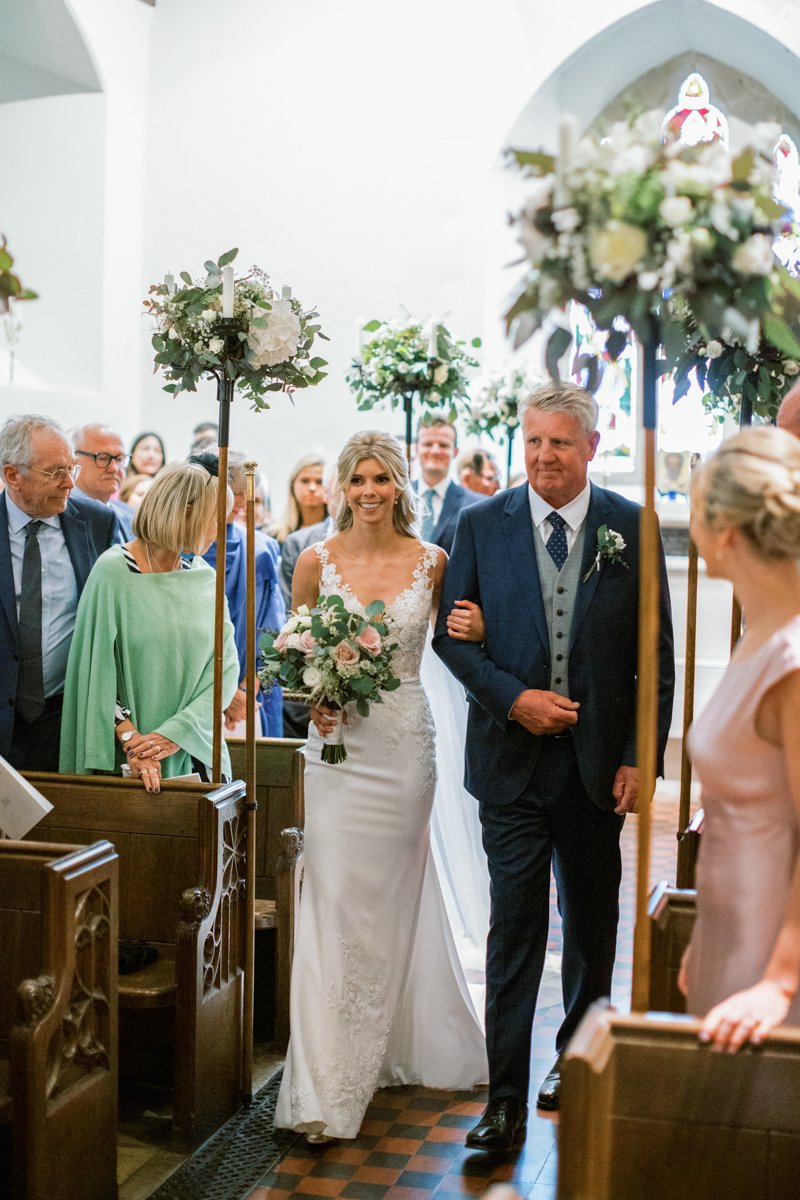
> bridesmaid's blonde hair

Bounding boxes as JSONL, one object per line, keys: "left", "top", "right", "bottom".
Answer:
{"left": 336, "top": 430, "right": 418, "bottom": 538}
{"left": 693, "top": 426, "right": 800, "bottom": 558}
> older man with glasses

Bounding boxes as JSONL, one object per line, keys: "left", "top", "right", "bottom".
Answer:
{"left": 0, "top": 414, "right": 122, "bottom": 772}
{"left": 71, "top": 422, "right": 135, "bottom": 537}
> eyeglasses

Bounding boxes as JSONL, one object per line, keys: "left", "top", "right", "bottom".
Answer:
{"left": 76, "top": 450, "right": 132, "bottom": 470}
{"left": 28, "top": 463, "right": 82, "bottom": 483}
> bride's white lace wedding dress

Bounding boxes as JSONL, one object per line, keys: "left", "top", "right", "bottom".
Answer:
{"left": 274, "top": 541, "right": 487, "bottom": 1140}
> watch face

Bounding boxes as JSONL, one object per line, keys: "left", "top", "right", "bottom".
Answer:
{"left": 121, "top": 731, "right": 133, "bottom": 743}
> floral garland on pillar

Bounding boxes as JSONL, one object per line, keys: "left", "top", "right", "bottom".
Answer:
{"left": 0, "top": 237, "right": 37, "bottom": 313}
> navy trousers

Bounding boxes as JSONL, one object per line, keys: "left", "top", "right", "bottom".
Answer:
{"left": 479, "top": 735, "right": 624, "bottom": 1101}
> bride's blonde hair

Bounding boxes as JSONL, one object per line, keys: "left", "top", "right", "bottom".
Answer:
{"left": 693, "top": 425, "right": 800, "bottom": 559}
{"left": 335, "top": 430, "right": 418, "bottom": 538}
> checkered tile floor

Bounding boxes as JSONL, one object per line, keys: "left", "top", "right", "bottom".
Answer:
{"left": 244, "top": 790, "right": 690, "bottom": 1200}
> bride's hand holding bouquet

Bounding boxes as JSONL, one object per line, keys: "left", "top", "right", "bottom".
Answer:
{"left": 259, "top": 594, "right": 400, "bottom": 763}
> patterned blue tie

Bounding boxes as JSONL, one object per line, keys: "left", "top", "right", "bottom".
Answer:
{"left": 546, "top": 511, "right": 568, "bottom": 570}
{"left": 421, "top": 488, "right": 437, "bottom": 541}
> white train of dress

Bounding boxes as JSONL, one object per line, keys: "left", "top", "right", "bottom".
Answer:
{"left": 274, "top": 542, "right": 488, "bottom": 1140}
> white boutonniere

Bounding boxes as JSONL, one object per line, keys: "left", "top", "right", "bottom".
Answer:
{"left": 582, "top": 524, "right": 628, "bottom": 582}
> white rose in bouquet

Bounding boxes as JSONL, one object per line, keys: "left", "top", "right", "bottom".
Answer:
{"left": 733, "top": 234, "right": 775, "bottom": 277}
{"left": 659, "top": 196, "right": 693, "bottom": 227}
{"left": 247, "top": 296, "right": 302, "bottom": 368}
{"left": 783, "top": 360, "right": 800, "bottom": 376}
{"left": 302, "top": 666, "right": 323, "bottom": 689}
{"left": 589, "top": 221, "right": 648, "bottom": 284}
{"left": 705, "top": 340, "right": 724, "bottom": 359}
{"left": 209, "top": 337, "right": 224, "bottom": 354}
{"left": 433, "top": 364, "right": 449, "bottom": 385}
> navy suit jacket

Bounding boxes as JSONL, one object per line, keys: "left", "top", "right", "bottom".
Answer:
{"left": 432, "top": 482, "right": 675, "bottom": 810}
{"left": 0, "top": 491, "right": 122, "bottom": 757}
{"left": 414, "top": 480, "right": 479, "bottom": 556}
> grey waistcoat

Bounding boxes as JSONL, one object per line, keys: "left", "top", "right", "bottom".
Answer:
{"left": 532, "top": 520, "right": 588, "bottom": 698}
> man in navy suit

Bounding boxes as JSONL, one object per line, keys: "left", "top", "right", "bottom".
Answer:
{"left": 434, "top": 383, "right": 674, "bottom": 1148}
{"left": 0, "top": 415, "right": 122, "bottom": 771}
{"left": 413, "top": 412, "right": 478, "bottom": 554}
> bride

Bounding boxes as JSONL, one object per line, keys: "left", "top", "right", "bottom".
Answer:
{"left": 274, "top": 429, "right": 488, "bottom": 1142}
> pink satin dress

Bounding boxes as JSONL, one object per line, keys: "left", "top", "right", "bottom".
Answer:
{"left": 687, "top": 616, "right": 800, "bottom": 1022}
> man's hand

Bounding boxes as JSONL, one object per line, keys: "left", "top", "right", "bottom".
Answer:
{"left": 612, "top": 765, "right": 640, "bottom": 814}
{"left": 224, "top": 686, "right": 248, "bottom": 729}
{"left": 509, "top": 689, "right": 579, "bottom": 735}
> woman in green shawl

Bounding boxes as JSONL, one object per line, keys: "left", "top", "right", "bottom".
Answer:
{"left": 60, "top": 461, "right": 240, "bottom": 791}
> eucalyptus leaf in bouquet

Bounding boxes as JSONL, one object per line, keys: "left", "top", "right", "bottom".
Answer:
{"left": 506, "top": 112, "right": 800, "bottom": 374}
{"left": 144, "top": 248, "right": 328, "bottom": 411}
{"left": 259, "top": 595, "right": 401, "bottom": 764}
{"left": 346, "top": 316, "right": 480, "bottom": 422}
{"left": 672, "top": 328, "right": 798, "bottom": 425}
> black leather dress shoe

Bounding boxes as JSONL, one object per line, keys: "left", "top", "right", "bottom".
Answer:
{"left": 536, "top": 1058, "right": 562, "bottom": 1111}
{"left": 465, "top": 1097, "right": 528, "bottom": 1151}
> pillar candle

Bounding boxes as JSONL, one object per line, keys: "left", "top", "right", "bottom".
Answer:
{"left": 222, "top": 265, "right": 235, "bottom": 318}
{"left": 281, "top": 285, "right": 292, "bottom": 300}
{"left": 164, "top": 273, "right": 174, "bottom": 294}
{"left": 428, "top": 320, "right": 439, "bottom": 359}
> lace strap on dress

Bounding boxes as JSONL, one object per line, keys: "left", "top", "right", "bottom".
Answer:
{"left": 416, "top": 543, "right": 441, "bottom": 587}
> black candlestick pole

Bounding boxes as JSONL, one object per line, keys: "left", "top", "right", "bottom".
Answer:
{"left": 403, "top": 393, "right": 414, "bottom": 465}
{"left": 505, "top": 426, "right": 515, "bottom": 488}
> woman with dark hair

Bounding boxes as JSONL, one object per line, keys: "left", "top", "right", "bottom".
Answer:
{"left": 275, "top": 430, "right": 486, "bottom": 1144}
{"left": 128, "top": 431, "right": 166, "bottom": 478}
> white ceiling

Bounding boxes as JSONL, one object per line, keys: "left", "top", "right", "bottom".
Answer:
{"left": 0, "top": 0, "right": 101, "bottom": 104}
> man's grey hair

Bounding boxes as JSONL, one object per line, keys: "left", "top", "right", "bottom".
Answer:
{"left": 0, "top": 414, "right": 71, "bottom": 470}
{"left": 69, "top": 422, "right": 123, "bottom": 447}
{"left": 518, "top": 383, "right": 599, "bottom": 438}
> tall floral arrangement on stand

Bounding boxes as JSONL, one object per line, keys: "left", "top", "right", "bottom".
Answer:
{"left": 506, "top": 113, "right": 800, "bottom": 370}
{"left": 465, "top": 366, "right": 541, "bottom": 484}
{"left": 0, "top": 237, "right": 37, "bottom": 314}
{"left": 346, "top": 316, "right": 480, "bottom": 421}
{"left": 144, "top": 248, "right": 328, "bottom": 410}
{"left": 671, "top": 330, "right": 798, "bottom": 425}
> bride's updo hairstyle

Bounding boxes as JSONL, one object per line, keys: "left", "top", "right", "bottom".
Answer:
{"left": 693, "top": 425, "right": 800, "bottom": 559}
{"left": 335, "top": 430, "right": 418, "bottom": 537}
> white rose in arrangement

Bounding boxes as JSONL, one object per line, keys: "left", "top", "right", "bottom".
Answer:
{"left": 551, "top": 206, "right": 581, "bottom": 233}
{"left": 209, "top": 337, "right": 224, "bottom": 354}
{"left": 638, "top": 271, "right": 660, "bottom": 291}
{"left": 168, "top": 327, "right": 181, "bottom": 340}
{"left": 733, "top": 234, "right": 775, "bottom": 277}
{"left": 690, "top": 227, "right": 713, "bottom": 249}
{"left": 283, "top": 616, "right": 299, "bottom": 634}
{"left": 194, "top": 341, "right": 204, "bottom": 354}
{"left": 705, "top": 340, "right": 724, "bottom": 359}
{"left": 302, "top": 666, "right": 323, "bottom": 689}
{"left": 783, "top": 360, "right": 800, "bottom": 376}
{"left": 659, "top": 195, "right": 693, "bottom": 227}
{"left": 589, "top": 221, "right": 648, "bottom": 284}
{"left": 433, "top": 364, "right": 449, "bottom": 385}
{"left": 202, "top": 309, "right": 217, "bottom": 322}
{"left": 285, "top": 632, "right": 303, "bottom": 651}
{"left": 296, "top": 604, "right": 311, "bottom": 617}
{"left": 247, "top": 296, "right": 301, "bottom": 368}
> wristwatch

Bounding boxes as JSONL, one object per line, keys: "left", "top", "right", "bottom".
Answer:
{"left": 120, "top": 730, "right": 135, "bottom": 746}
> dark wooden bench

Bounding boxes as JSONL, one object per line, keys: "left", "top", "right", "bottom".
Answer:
{"left": 0, "top": 837, "right": 118, "bottom": 1200}
{"left": 647, "top": 881, "right": 697, "bottom": 1014}
{"left": 227, "top": 737, "right": 305, "bottom": 1045}
{"left": 559, "top": 1003, "right": 800, "bottom": 1200}
{"left": 24, "top": 774, "right": 248, "bottom": 1144}
{"left": 676, "top": 805, "right": 704, "bottom": 889}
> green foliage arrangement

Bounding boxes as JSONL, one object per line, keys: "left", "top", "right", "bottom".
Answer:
{"left": 0, "top": 237, "right": 37, "bottom": 313}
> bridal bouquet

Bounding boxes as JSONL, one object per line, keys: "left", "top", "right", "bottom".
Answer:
{"left": 506, "top": 112, "right": 800, "bottom": 369}
{"left": 144, "top": 248, "right": 328, "bottom": 411}
{"left": 346, "top": 316, "right": 480, "bottom": 420}
{"left": 259, "top": 595, "right": 400, "bottom": 764}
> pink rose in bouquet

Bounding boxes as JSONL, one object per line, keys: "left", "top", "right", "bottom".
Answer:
{"left": 298, "top": 629, "right": 317, "bottom": 653}
{"left": 355, "top": 626, "right": 382, "bottom": 655}
{"left": 334, "top": 641, "right": 361, "bottom": 667}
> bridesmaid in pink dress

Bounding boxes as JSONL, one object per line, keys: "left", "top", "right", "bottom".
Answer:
{"left": 680, "top": 426, "right": 800, "bottom": 1052}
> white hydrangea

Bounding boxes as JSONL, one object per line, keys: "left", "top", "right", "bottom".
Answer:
{"left": 732, "top": 234, "right": 775, "bottom": 277}
{"left": 247, "top": 296, "right": 301, "bottom": 368}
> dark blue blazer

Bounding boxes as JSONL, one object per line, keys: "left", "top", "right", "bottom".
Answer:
{"left": 0, "top": 491, "right": 122, "bottom": 758}
{"left": 414, "top": 480, "right": 479, "bottom": 556}
{"left": 432, "top": 482, "right": 675, "bottom": 810}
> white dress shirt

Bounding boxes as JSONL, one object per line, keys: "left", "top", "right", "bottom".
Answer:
{"left": 528, "top": 480, "right": 591, "bottom": 553}
{"left": 5, "top": 492, "right": 78, "bottom": 698}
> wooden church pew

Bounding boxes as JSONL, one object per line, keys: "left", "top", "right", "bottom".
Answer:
{"left": 559, "top": 1003, "right": 800, "bottom": 1200}
{"left": 0, "top": 838, "right": 118, "bottom": 1200}
{"left": 647, "top": 881, "right": 697, "bottom": 1014}
{"left": 227, "top": 737, "right": 305, "bottom": 1045}
{"left": 23, "top": 773, "right": 247, "bottom": 1145}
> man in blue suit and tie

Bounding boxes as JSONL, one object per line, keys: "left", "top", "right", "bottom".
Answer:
{"left": 414, "top": 412, "right": 478, "bottom": 554}
{"left": 434, "top": 383, "right": 674, "bottom": 1148}
{"left": 0, "top": 415, "right": 122, "bottom": 772}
